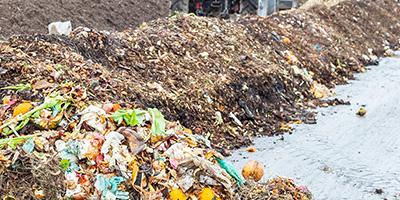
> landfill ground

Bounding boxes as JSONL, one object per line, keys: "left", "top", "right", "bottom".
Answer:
{"left": 229, "top": 53, "right": 400, "bottom": 199}
{"left": 0, "top": 0, "right": 170, "bottom": 39}
{"left": 0, "top": 0, "right": 400, "bottom": 199}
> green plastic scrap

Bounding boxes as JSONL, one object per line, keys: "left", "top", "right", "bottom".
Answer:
{"left": 215, "top": 157, "right": 243, "bottom": 185}
{"left": 0, "top": 133, "right": 42, "bottom": 150}
{"left": 148, "top": 108, "right": 166, "bottom": 136}
{"left": 109, "top": 177, "right": 128, "bottom": 195}
{"left": 94, "top": 175, "right": 129, "bottom": 199}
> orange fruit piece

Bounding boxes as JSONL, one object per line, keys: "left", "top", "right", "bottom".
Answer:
{"left": 13, "top": 102, "right": 32, "bottom": 116}
{"left": 198, "top": 188, "right": 221, "bottom": 200}
{"left": 282, "top": 38, "right": 291, "bottom": 44}
{"left": 246, "top": 147, "right": 258, "bottom": 152}
{"left": 169, "top": 189, "right": 187, "bottom": 200}
{"left": 113, "top": 104, "right": 122, "bottom": 112}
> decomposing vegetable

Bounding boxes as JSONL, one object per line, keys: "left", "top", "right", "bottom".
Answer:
{"left": 242, "top": 160, "right": 264, "bottom": 182}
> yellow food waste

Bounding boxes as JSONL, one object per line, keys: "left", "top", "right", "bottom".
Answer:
{"left": 170, "top": 188, "right": 187, "bottom": 200}
{"left": 198, "top": 188, "right": 221, "bottom": 200}
{"left": 13, "top": 102, "right": 32, "bottom": 116}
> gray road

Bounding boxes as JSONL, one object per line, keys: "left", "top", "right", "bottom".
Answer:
{"left": 229, "top": 54, "right": 400, "bottom": 200}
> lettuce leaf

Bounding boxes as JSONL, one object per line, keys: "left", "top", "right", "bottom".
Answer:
{"left": 148, "top": 108, "right": 166, "bottom": 136}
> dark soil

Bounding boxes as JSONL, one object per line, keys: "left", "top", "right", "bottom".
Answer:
{"left": 0, "top": 0, "right": 170, "bottom": 38}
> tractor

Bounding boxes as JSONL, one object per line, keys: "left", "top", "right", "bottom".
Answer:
{"left": 170, "top": 0, "right": 297, "bottom": 18}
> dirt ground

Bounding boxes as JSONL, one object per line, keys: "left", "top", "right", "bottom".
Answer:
{"left": 0, "top": 0, "right": 170, "bottom": 38}
{"left": 299, "top": 0, "right": 346, "bottom": 9}
{"left": 0, "top": 0, "right": 335, "bottom": 39}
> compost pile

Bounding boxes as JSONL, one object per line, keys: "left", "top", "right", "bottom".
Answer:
{"left": 0, "top": 0, "right": 400, "bottom": 199}
{"left": 0, "top": 81, "right": 312, "bottom": 199}
{"left": 2, "top": 0, "right": 400, "bottom": 149}
{"left": 238, "top": 176, "right": 314, "bottom": 200}
{"left": 0, "top": 80, "right": 233, "bottom": 199}
{"left": 0, "top": 0, "right": 170, "bottom": 39}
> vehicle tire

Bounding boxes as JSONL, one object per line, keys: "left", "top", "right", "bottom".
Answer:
{"left": 170, "top": 0, "right": 189, "bottom": 12}
{"left": 240, "top": 0, "right": 258, "bottom": 15}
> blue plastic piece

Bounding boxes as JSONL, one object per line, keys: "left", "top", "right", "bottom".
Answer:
{"left": 66, "top": 140, "right": 80, "bottom": 156}
{"left": 65, "top": 162, "right": 80, "bottom": 174}
{"left": 314, "top": 45, "right": 323, "bottom": 51}
{"left": 22, "top": 138, "right": 34, "bottom": 153}
{"left": 60, "top": 140, "right": 81, "bottom": 160}
{"left": 94, "top": 175, "right": 129, "bottom": 199}
{"left": 52, "top": 105, "right": 59, "bottom": 117}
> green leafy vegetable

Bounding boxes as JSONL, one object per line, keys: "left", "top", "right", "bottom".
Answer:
{"left": 135, "top": 109, "right": 147, "bottom": 125}
{"left": 55, "top": 64, "right": 69, "bottom": 71}
{"left": 2, "top": 118, "right": 30, "bottom": 136}
{"left": 18, "top": 98, "right": 63, "bottom": 121}
{"left": 0, "top": 133, "right": 42, "bottom": 150}
{"left": 0, "top": 94, "right": 69, "bottom": 135}
{"left": 148, "top": 108, "right": 166, "bottom": 136}
{"left": 1, "top": 83, "right": 32, "bottom": 93}
{"left": 32, "top": 110, "right": 41, "bottom": 118}
{"left": 110, "top": 109, "right": 139, "bottom": 126}
{"left": 59, "top": 159, "right": 70, "bottom": 171}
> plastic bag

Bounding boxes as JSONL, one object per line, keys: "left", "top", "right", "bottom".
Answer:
{"left": 216, "top": 157, "right": 243, "bottom": 185}
{"left": 75, "top": 105, "right": 107, "bottom": 132}
{"left": 101, "top": 131, "right": 130, "bottom": 178}
{"left": 94, "top": 175, "right": 129, "bottom": 199}
{"left": 101, "top": 131, "right": 124, "bottom": 155}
